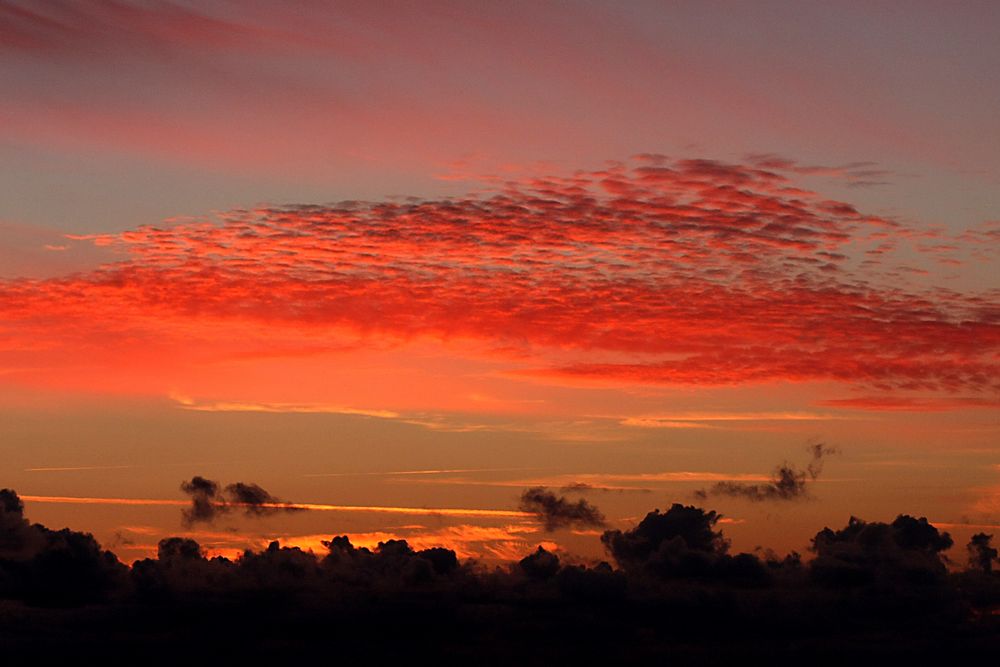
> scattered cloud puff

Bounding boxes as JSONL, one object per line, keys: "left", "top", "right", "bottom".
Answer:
{"left": 0, "top": 156, "right": 997, "bottom": 406}
{"left": 179, "top": 475, "right": 302, "bottom": 526}
{"left": 518, "top": 487, "right": 607, "bottom": 531}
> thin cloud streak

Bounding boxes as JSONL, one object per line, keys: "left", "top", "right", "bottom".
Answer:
{"left": 623, "top": 412, "right": 850, "bottom": 422}
{"left": 303, "top": 467, "right": 539, "bottom": 478}
{"left": 171, "top": 396, "right": 399, "bottom": 419}
{"left": 20, "top": 494, "right": 531, "bottom": 519}
{"left": 817, "top": 396, "right": 1000, "bottom": 412}
{"left": 389, "top": 471, "right": 774, "bottom": 490}
{"left": 23, "top": 465, "right": 136, "bottom": 472}
{"left": 620, "top": 411, "right": 853, "bottom": 428}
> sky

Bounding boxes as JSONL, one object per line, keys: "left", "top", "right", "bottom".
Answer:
{"left": 0, "top": 0, "right": 998, "bottom": 564}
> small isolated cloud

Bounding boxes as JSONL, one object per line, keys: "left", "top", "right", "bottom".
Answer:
{"left": 180, "top": 476, "right": 301, "bottom": 526}
{"left": 179, "top": 476, "right": 222, "bottom": 525}
{"left": 518, "top": 487, "right": 606, "bottom": 531}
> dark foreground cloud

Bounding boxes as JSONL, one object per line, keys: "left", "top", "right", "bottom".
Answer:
{"left": 2, "top": 487, "right": 999, "bottom": 661}
{"left": 599, "top": 503, "right": 771, "bottom": 583}
{"left": 602, "top": 503, "right": 730, "bottom": 564}
{"left": 694, "top": 443, "right": 837, "bottom": 502}
{"left": 0, "top": 488, "right": 126, "bottom": 606}
{"left": 810, "top": 514, "right": 954, "bottom": 586}
{"left": 967, "top": 532, "right": 997, "bottom": 574}
{"left": 180, "top": 476, "right": 301, "bottom": 525}
{"left": 518, "top": 487, "right": 606, "bottom": 531}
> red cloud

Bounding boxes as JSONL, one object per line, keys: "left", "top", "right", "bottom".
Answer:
{"left": 0, "top": 1, "right": 348, "bottom": 58}
{"left": 1, "top": 157, "right": 997, "bottom": 404}
{"left": 816, "top": 397, "right": 1000, "bottom": 412}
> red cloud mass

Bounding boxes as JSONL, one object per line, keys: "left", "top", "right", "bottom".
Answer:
{"left": 1, "top": 157, "right": 997, "bottom": 403}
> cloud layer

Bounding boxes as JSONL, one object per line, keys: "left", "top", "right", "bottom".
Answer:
{"left": 4, "top": 486, "right": 998, "bottom": 660}
{"left": 1, "top": 156, "right": 997, "bottom": 410}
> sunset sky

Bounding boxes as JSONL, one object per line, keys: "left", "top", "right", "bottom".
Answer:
{"left": 1, "top": 0, "right": 998, "bottom": 564}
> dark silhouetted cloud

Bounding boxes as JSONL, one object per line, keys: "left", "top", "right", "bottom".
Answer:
{"left": 180, "top": 476, "right": 301, "bottom": 525}
{"left": 0, "top": 488, "right": 127, "bottom": 606}
{"left": 600, "top": 503, "right": 754, "bottom": 581}
{"left": 518, "top": 487, "right": 606, "bottom": 531}
{"left": 967, "top": 532, "right": 998, "bottom": 574}
{"left": 156, "top": 536, "right": 204, "bottom": 562}
{"left": 0, "top": 487, "right": 39, "bottom": 558}
{"left": 3, "top": 486, "right": 1000, "bottom": 659}
{"left": 694, "top": 443, "right": 838, "bottom": 502}
{"left": 518, "top": 545, "right": 561, "bottom": 579}
{"left": 810, "top": 514, "right": 953, "bottom": 586}
{"left": 223, "top": 481, "right": 301, "bottom": 516}
{"left": 180, "top": 476, "right": 223, "bottom": 525}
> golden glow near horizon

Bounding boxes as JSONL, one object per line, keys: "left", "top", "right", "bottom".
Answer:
{"left": 20, "top": 495, "right": 532, "bottom": 519}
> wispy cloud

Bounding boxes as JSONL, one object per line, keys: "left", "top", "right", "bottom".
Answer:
{"left": 620, "top": 412, "right": 849, "bottom": 428}
{"left": 817, "top": 396, "right": 1000, "bottom": 412}
{"left": 389, "top": 471, "right": 772, "bottom": 492}
{"left": 23, "top": 464, "right": 136, "bottom": 472}
{"left": 303, "top": 467, "right": 538, "bottom": 478}
{"left": 171, "top": 395, "right": 400, "bottom": 419}
{"left": 744, "top": 153, "right": 895, "bottom": 188}
{"left": 20, "top": 494, "right": 531, "bottom": 519}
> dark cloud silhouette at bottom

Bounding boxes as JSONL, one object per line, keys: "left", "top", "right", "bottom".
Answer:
{"left": 1, "top": 487, "right": 999, "bottom": 662}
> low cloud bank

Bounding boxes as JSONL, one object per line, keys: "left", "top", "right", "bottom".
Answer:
{"left": 1, "top": 487, "right": 998, "bottom": 660}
